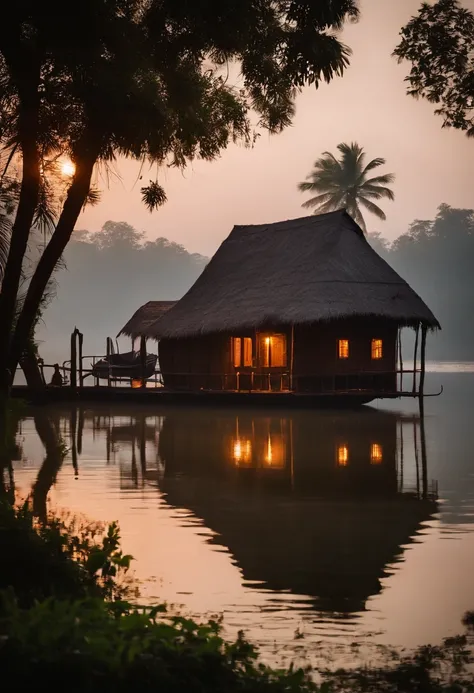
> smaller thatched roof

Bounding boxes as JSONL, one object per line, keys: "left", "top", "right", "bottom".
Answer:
{"left": 118, "top": 301, "right": 176, "bottom": 339}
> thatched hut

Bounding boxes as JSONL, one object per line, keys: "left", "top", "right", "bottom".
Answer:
{"left": 144, "top": 211, "right": 439, "bottom": 397}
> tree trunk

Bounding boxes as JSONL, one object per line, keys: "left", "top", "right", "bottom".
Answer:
{"left": 32, "top": 412, "right": 63, "bottom": 523}
{"left": 20, "top": 342, "right": 45, "bottom": 393}
{"left": 8, "top": 150, "right": 98, "bottom": 377}
{"left": 0, "top": 97, "right": 41, "bottom": 394}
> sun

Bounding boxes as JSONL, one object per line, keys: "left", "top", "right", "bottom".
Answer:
{"left": 61, "top": 160, "right": 75, "bottom": 177}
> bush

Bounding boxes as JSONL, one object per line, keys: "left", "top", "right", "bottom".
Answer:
{"left": 0, "top": 501, "right": 133, "bottom": 607}
{"left": 0, "top": 595, "right": 317, "bottom": 693}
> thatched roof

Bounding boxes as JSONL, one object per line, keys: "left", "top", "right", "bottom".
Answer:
{"left": 144, "top": 210, "right": 439, "bottom": 339}
{"left": 118, "top": 301, "right": 176, "bottom": 339}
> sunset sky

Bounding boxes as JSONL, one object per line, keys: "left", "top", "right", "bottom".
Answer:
{"left": 79, "top": 0, "right": 474, "bottom": 256}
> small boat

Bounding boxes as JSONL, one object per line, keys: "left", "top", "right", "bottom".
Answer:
{"left": 91, "top": 351, "right": 158, "bottom": 381}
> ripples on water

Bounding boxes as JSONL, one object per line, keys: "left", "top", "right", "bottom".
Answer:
{"left": 7, "top": 370, "right": 474, "bottom": 667}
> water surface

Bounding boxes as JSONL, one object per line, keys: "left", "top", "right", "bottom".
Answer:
{"left": 9, "top": 369, "right": 474, "bottom": 667}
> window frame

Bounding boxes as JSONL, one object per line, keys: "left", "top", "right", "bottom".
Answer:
{"left": 371, "top": 338, "right": 383, "bottom": 360}
{"left": 232, "top": 336, "right": 253, "bottom": 368}
{"left": 338, "top": 339, "right": 350, "bottom": 359}
{"left": 259, "top": 333, "right": 287, "bottom": 368}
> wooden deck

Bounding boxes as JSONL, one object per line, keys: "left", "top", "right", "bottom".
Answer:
{"left": 11, "top": 384, "right": 407, "bottom": 408}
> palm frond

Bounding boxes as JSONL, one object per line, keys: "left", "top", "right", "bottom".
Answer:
{"left": 361, "top": 157, "right": 387, "bottom": 175}
{"left": 361, "top": 184, "right": 395, "bottom": 201}
{"left": 0, "top": 213, "right": 11, "bottom": 281}
{"left": 358, "top": 196, "right": 387, "bottom": 221}
{"left": 141, "top": 181, "right": 167, "bottom": 212}
{"left": 301, "top": 192, "right": 338, "bottom": 209}
{"left": 363, "top": 173, "right": 396, "bottom": 186}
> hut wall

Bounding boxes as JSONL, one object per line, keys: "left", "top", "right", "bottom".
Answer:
{"left": 159, "top": 334, "right": 229, "bottom": 390}
{"left": 159, "top": 319, "right": 398, "bottom": 393}
{"left": 293, "top": 320, "right": 398, "bottom": 393}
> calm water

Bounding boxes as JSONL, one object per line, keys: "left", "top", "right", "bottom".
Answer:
{"left": 8, "top": 369, "right": 474, "bottom": 667}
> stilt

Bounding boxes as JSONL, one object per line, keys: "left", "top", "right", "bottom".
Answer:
{"left": 412, "top": 323, "right": 420, "bottom": 394}
{"left": 419, "top": 325, "right": 427, "bottom": 399}
{"left": 139, "top": 415, "right": 146, "bottom": 476}
{"left": 140, "top": 336, "right": 147, "bottom": 388}
{"left": 398, "top": 328, "right": 404, "bottom": 392}
{"left": 106, "top": 337, "right": 112, "bottom": 388}
{"left": 78, "top": 331, "right": 84, "bottom": 389}
{"left": 398, "top": 417, "right": 404, "bottom": 493}
{"left": 70, "top": 329, "right": 77, "bottom": 393}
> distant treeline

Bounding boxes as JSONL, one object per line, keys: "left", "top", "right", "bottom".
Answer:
{"left": 37, "top": 221, "right": 207, "bottom": 362}
{"left": 368, "top": 204, "right": 474, "bottom": 361}
{"left": 39, "top": 206, "right": 473, "bottom": 364}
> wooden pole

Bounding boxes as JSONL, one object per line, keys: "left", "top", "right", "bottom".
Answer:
{"left": 106, "top": 337, "right": 112, "bottom": 388}
{"left": 412, "top": 323, "right": 420, "bottom": 394}
{"left": 398, "top": 328, "right": 404, "bottom": 392}
{"left": 70, "top": 329, "right": 77, "bottom": 393}
{"left": 77, "top": 406, "right": 84, "bottom": 456}
{"left": 398, "top": 417, "right": 404, "bottom": 493}
{"left": 419, "top": 324, "right": 427, "bottom": 400}
{"left": 140, "top": 336, "right": 147, "bottom": 388}
{"left": 78, "top": 331, "right": 84, "bottom": 390}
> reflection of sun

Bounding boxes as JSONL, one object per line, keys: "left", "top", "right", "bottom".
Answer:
{"left": 61, "top": 160, "right": 75, "bottom": 177}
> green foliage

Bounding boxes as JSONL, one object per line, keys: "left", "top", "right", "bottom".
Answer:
{"left": 297, "top": 142, "right": 395, "bottom": 233}
{"left": 0, "top": 502, "right": 134, "bottom": 606}
{"left": 324, "top": 635, "right": 474, "bottom": 693}
{"left": 394, "top": 0, "right": 474, "bottom": 137}
{"left": 0, "top": 595, "right": 317, "bottom": 693}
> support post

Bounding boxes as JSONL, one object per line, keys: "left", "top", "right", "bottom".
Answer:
{"left": 106, "top": 337, "right": 111, "bottom": 389}
{"left": 398, "top": 328, "right": 404, "bottom": 392}
{"left": 70, "top": 329, "right": 78, "bottom": 393}
{"left": 420, "top": 399, "right": 428, "bottom": 499}
{"left": 412, "top": 323, "right": 420, "bottom": 394}
{"left": 140, "top": 336, "right": 147, "bottom": 388}
{"left": 419, "top": 324, "right": 427, "bottom": 400}
{"left": 78, "top": 331, "right": 83, "bottom": 389}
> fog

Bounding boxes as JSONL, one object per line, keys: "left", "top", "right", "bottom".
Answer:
{"left": 37, "top": 0, "right": 474, "bottom": 364}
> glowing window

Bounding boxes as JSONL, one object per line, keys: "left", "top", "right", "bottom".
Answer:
{"left": 233, "top": 338, "right": 241, "bottom": 368}
{"left": 338, "top": 339, "right": 349, "bottom": 359}
{"left": 260, "top": 334, "right": 287, "bottom": 367}
{"left": 337, "top": 444, "right": 349, "bottom": 467}
{"left": 243, "top": 338, "right": 253, "bottom": 367}
{"left": 232, "top": 438, "right": 252, "bottom": 465}
{"left": 370, "top": 443, "right": 383, "bottom": 465}
{"left": 233, "top": 337, "right": 253, "bottom": 367}
{"left": 371, "top": 339, "right": 383, "bottom": 360}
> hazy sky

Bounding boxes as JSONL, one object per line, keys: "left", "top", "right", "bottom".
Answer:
{"left": 79, "top": 0, "right": 474, "bottom": 256}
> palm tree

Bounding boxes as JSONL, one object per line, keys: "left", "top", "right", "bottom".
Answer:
{"left": 297, "top": 142, "right": 395, "bottom": 233}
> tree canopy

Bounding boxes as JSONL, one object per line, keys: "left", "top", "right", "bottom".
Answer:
{"left": 297, "top": 142, "right": 395, "bottom": 232}
{"left": 394, "top": 0, "right": 474, "bottom": 137}
{"left": 0, "top": 0, "right": 359, "bottom": 391}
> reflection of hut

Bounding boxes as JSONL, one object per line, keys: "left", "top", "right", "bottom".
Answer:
{"left": 144, "top": 212, "right": 439, "bottom": 399}
{"left": 158, "top": 407, "right": 436, "bottom": 613}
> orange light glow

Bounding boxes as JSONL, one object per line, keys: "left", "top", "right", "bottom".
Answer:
{"left": 265, "top": 337, "right": 271, "bottom": 345}
{"left": 371, "top": 339, "right": 383, "bottom": 360}
{"left": 131, "top": 379, "right": 143, "bottom": 389}
{"left": 232, "top": 438, "right": 252, "bottom": 465}
{"left": 263, "top": 434, "right": 285, "bottom": 468}
{"left": 370, "top": 443, "right": 383, "bottom": 464}
{"left": 337, "top": 444, "right": 349, "bottom": 466}
{"left": 61, "top": 160, "right": 75, "bottom": 177}
{"left": 338, "top": 339, "right": 349, "bottom": 359}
